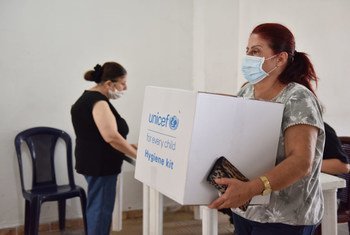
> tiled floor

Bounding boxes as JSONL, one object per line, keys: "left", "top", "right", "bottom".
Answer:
{"left": 40, "top": 210, "right": 350, "bottom": 235}
{"left": 114, "top": 210, "right": 233, "bottom": 235}
{"left": 41, "top": 210, "right": 233, "bottom": 235}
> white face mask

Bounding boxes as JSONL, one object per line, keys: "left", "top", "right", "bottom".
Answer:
{"left": 108, "top": 89, "right": 124, "bottom": 99}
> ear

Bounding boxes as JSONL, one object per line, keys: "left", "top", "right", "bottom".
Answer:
{"left": 104, "top": 80, "right": 113, "bottom": 87}
{"left": 277, "top": 52, "right": 289, "bottom": 67}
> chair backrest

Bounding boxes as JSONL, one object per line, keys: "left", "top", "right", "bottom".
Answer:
{"left": 14, "top": 127, "right": 75, "bottom": 193}
{"left": 338, "top": 136, "right": 350, "bottom": 209}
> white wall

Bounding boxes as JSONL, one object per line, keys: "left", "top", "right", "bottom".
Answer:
{"left": 237, "top": 0, "right": 350, "bottom": 135}
{"left": 192, "top": 0, "right": 239, "bottom": 93}
{"left": 1, "top": 0, "right": 349, "bottom": 229}
{"left": 0, "top": 0, "right": 193, "bottom": 228}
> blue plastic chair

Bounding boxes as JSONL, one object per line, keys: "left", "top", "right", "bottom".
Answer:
{"left": 14, "top": 127, "right": 87, "bottom": 235}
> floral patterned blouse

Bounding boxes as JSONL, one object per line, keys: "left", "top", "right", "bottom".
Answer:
{"left": 233, "top": 82, "right": 325, "bottom": 225}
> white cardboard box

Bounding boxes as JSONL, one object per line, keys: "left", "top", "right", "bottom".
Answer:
{"left": 134, "top": 86, "right": 284, "bottom": 205}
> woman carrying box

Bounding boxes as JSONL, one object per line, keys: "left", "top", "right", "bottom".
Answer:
{"left": 209, "top": 23, "right": 324, "bottom": 235}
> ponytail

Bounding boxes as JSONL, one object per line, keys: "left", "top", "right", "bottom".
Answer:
{"left": 84, "top": 64, "right": 103, "bottom": 83}
{"left": 279, "top": 51, "right": 318, "bottom": 96}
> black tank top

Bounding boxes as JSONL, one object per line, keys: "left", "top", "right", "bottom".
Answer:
{"left": 71, "top": 90, "right": 129, "bottom": 176}
{"left": 323, "top": 122, "right": 348, "bottom": 163}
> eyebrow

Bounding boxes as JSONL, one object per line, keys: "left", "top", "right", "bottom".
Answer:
{"left": 246, "top": 45, "right": 263, "bottom": 51}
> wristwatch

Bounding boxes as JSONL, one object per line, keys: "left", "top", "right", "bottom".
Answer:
{"left": 259, "top": 176, "right": 272, "bottom": 196}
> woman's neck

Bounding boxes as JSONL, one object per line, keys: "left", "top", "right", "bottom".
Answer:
{"left": 89, "top": 84, "right": 108, "bottom": 98}
{"left": 253, "top": 78, "right": 286, "bottom": 101}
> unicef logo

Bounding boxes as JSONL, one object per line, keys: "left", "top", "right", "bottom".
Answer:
{"left": 169, "top": 116, "right": 179, "bottom": 130}
{"left": 148, "top": 112, "right": 180, "bottom": 130}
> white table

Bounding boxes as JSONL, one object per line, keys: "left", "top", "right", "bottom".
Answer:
{"left": 319, "top": 173, "right": 346, "bottom": 235}
{"left": 142, "top": 173, "right": 346, "bottom": 235}
{"left": 112, "top": 156, "right": 136, "bottom": 232}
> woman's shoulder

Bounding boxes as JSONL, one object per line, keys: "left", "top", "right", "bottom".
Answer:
{"left": 281, "top": 82, "right": 324, "bottom": 132}
{"left": 285, "top": 82, "right": 314, "bottom": 96}
{"left": 279, "top": 82, "right": 318, "bottom": 103}
{"left": 237, "top": 82, "right": 253, "bottom": 97}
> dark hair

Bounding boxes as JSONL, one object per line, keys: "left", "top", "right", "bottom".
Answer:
{"left": 84, "top": 62, "right": 127, "bottom": 84}
{"left": 252, "top": 23, "right": 318, "bottom": 95}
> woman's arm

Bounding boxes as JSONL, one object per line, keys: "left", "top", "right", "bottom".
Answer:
{"left": 209, "top": 124, "right": 319, "bottom": 209}
{"left": 263, "top": 124, "right": 318, "bottom": 189}
{"left": 92, "top": 100, "right": 137, "bottom": 158}
{"left": 321, "top": 159, "right": 350, "bottom": 175}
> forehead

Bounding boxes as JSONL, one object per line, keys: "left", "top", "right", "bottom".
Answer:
{"left": 247, "top": 33, "right": 271, "bottom": 50}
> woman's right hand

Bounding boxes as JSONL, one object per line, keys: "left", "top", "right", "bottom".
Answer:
{"left": 131, "top": 143, "right": 138, "bottom": 150}
{"left": 208, "top": 177, "right": 263, "bottom": 210}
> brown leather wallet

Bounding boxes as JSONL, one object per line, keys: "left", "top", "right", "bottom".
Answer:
{"left": 207, "top": 156, "right": 250, "bottom": 211}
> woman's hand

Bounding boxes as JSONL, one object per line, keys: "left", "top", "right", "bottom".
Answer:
{"left": 131, "top": 143, "right": 138, "bottom": 150}
{"left": 208, "top": 178, "right": 262, "bottom": 209}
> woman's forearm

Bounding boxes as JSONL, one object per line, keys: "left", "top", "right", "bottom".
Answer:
{"left": 255, "top": 124, "right": 318, "bottom": 193}
{"left": 108, "top": 134, "right": 137, "bottom": 158}
{"left": 321, "top": 158, "right": 350, "bottom": 175}
{"left": 261, "top": 154, "right": 312, "bottom": 193}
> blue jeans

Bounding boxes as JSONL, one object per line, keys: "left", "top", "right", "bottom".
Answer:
{"left": 232, "top": 213, "right": 317, "bottom": 235}
{"left": 84, "top": 175, "right": 117, "bottom": 235}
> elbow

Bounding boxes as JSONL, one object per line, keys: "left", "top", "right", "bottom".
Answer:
{"left": 341, "top": 164, "right": 350, "bottom": 174}
{"left": 104, "top": 134, "right": 123, "bottom": 146}
{"left": 299, "top": 160, "right": 313, "bottom": 178}
{"left": 302, "top": 167, "right": 313, "bottom": 178}
{"left": 104, "top": 135, "right": 114, "bottom": 144}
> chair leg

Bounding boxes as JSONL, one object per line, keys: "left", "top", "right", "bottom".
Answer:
{"left": 80, "top": 190, "right": 88, "bottom": 235}
{"left": 58, "top": 199, "right": 66, "bottom": 230}
{"left": 24, "top": 200, "right": 31, "bottom": 234}
{"left": 314, "top": 223, "right": 322, "bottom": 235}
{"left": 29, "top": 198, "right": 41, "bottom": 235}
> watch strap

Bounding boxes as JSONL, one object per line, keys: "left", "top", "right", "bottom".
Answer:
{"left": 259, "top": 175, "right": 271, "bottom": 195}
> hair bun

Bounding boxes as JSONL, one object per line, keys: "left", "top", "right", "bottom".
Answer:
{"left": 92, "top": 64, "right": 103, "bottom": 83}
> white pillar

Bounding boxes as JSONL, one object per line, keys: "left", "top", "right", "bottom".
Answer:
{"left": 202, "top": 206, "right": 218, "bottom": 235}
{"left": 149, "top": 188, "right": 163, "bottom": 235}
{"left": 322, "top": 189, "right": 338, "bottom": 235}
{"left": 143, "top": 184, "right": 150, "bottom": 235}
{"left": 112, "top": 172, "right": 123, "bottom": 231}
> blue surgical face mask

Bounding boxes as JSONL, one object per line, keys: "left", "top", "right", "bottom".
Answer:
{"left": 241, "top": 55, "right": 278, "bottom": 84}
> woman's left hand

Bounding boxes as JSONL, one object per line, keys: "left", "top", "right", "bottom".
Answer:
{"left": 208, "top": 178, "right": 260, "bottom": 209}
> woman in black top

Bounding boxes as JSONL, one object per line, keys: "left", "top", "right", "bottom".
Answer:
{"left": 71, "top": 62, "right": 137, "bottom": 235}
{"left": 321, "top": 122, "right": 349, "bottom": 175}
